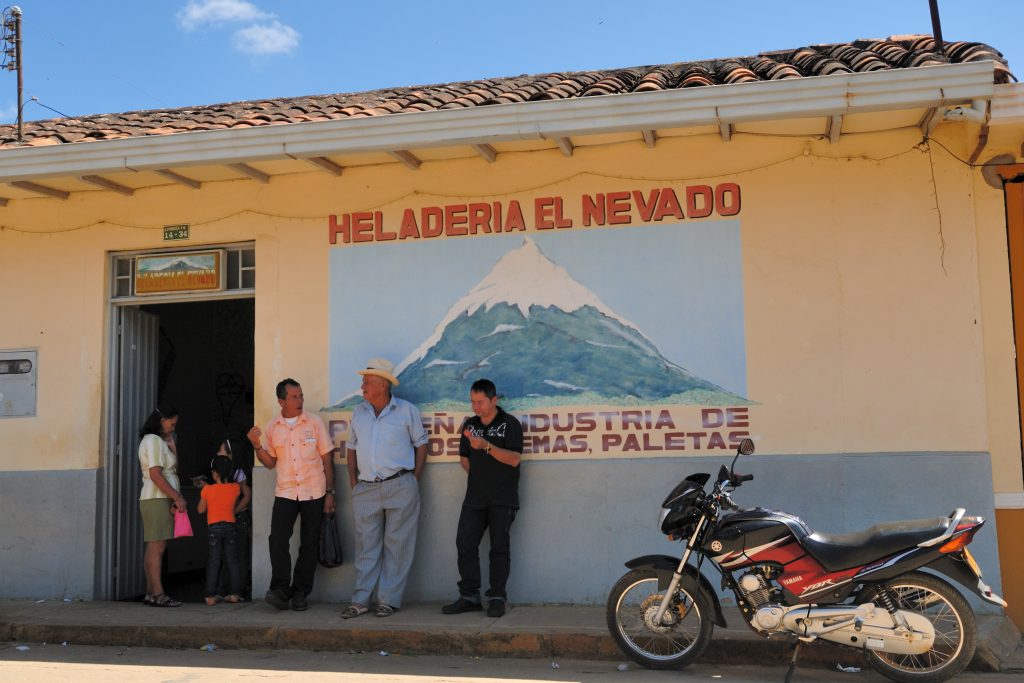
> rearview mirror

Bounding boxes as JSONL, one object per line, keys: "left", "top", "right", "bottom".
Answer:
{"left": 738, "top": 438, "right": 755, "bottom": 456}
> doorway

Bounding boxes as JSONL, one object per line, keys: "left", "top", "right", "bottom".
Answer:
{"left": 104, "top": 298, "right": 254, "bottom": 602}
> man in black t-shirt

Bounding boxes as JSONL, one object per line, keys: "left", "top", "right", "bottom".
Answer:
{"left": 441, "top": 378, "right": 523, "bottom": 618}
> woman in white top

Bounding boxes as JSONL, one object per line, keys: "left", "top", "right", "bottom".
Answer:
{"left": 138, "top": 404, "right": 187, "bottom": 607}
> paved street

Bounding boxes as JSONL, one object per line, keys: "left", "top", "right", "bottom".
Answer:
{"left": 2, "top": 642, "right": 1022, "bottom": 683}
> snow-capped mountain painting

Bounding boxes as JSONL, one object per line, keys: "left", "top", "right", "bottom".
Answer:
{"left": 325, "top": 236, "right": 747, "bottom": 410}
{"left": 138, "top": 255, "right": 213, "bottom": 273}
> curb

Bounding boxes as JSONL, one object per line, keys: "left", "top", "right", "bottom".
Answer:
{"left": 2, "top": 601, "right": 1019, "bottom": 671}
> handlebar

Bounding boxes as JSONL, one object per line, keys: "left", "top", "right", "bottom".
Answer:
{"left": 732, "top": 473, "right": 754, "bottom": 484}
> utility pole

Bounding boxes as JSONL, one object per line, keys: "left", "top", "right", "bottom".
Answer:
{"left": 928, "top": 0, "right": 944, "bottom": 54}
{"left": 3, "top": 6, "right": 22, "bottom": 143}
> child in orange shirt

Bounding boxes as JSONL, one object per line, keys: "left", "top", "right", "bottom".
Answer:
{"left": 198, "top": 456, "right": 242, "bottom": 605}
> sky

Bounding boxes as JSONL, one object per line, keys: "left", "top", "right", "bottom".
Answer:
{"left": 0, "top": 1, "right": 1021, "bottom": 124}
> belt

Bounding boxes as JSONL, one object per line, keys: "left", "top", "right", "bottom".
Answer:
{"left": 364, "top": 469, "right": 413, "bottom": 483}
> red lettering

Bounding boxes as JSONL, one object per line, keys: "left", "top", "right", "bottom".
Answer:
{"left": 655, "top": 410, "right": 675, "bottom": 429}
{"left": 652, "top": 188, "right": 684, "bottom": 221}
{"left": 575, "top": 412, "right": 596, "bottom": 431}
{"left": 716, "top": 183, "right": 741, "bottom": 216}
{"left": 666, "top": 433, "right": 687, "bottom": 450}
{"left": 468, "top": 203, "right": 492, "bottom": 234}
{"left": 504, "top": 200, "right": 526, "bottom": 232}
{"left": 607, "top": 191, "right": 631, "bottom": 224}
{"left": 492, "top": 202, "right": 503, "bottom": 234}
{"left": 702, "top": 408, "right": 725, "bottom": 428}
{"left": 686, "top": 185, "right": 713, "bottom": 219}
{"left": 570, "top": 435, "right": 588, "bottom": 453}
{"left": 445, "top": 204, "right": 468, "bottom": 236}
{"left": 422, "top": 207, "right": 443, "bottom": 238}
{"left": 622, "top": 434, "right": 642, "bottom": 452}
{"left": 551, "top": 414, "right": 574, "bottom": 432}
{"left": 551, "top": 435, "right": 570, "bottom": 453}
{"left": 707, "top": 432, "right": 727, "bottom": 449}
{"left": 633, "top": 189, "right": 659, "bottom": 222}
{"left": 535, "top": 197, "right": 556, "bottom": 230}
{"left": 602, "top": 433, "right": 622, "bottom": 450}
{"left": 726, "top": 407, "right": 749, "bottom": 427}
{"left": 373, "top": 211, "right": 396, "bottom": 241}
{"left": 352, "top": 211, "right": 374, "bottom": 243}
{"left": 728, "top": 431, "right": 750, "bottom": 447}
{"left": 328, "top": 214, "right": 350, "bottom": 244}
{"left": 642, "top": 434, "right": 663, "bottom": 451}
{"left": 622, "top": 410, "right": 643, "bottom": 430}
{"left": 582, "top": 193, "right": 605, "bottom": 226}
{"left": 554, "top": 196, "right": 572, "bottom": 228}
{"left": 399, "top": 209, "right": 420, "bottom": 239}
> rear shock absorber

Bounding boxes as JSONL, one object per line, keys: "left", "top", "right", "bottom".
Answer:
{"left": 875, "top": 585, "right": 910, "bottom": 630}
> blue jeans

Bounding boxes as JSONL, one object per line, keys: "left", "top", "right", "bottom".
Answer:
{"left": 206, "top": 522, "right": 241, "bottom": 597}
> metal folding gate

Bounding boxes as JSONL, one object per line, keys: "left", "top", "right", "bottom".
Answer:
{"left": 98, "top": 306, "right": 159, "bottom": 600}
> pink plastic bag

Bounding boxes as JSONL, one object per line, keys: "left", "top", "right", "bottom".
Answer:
{"left": 173, "top": 509, "right": 193, "bottom": 538}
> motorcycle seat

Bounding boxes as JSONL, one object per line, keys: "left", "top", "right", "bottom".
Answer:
{"left": 801, "top": 517, "right": 950, "bottom": 572}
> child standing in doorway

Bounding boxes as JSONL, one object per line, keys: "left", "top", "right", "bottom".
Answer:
{"left": 198, "top": 455, "right": 242, "bottom": 605}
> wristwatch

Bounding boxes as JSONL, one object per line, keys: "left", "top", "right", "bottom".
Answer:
{"left": 485, "top": 442, "right": 492, "bottom": 454}
{"left": 326, "top": 489, "right": 336, "bottom": 495}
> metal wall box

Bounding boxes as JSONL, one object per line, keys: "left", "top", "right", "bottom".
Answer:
{"left": 0, "top": 349, "right": 37, "bottom": 417}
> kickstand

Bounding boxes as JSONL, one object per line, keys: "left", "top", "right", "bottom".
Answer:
{"left": 783, "top": 641, "right": 802, "bottom": 683}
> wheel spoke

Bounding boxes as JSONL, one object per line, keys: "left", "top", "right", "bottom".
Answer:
{"left": 613, "top": 576, "right": 704, "bottom": 663}
{"left": 871, "top": 578, "right": 967, "bottom": 675}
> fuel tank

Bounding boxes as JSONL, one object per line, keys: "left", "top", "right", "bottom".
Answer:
{"left": 704, "top": 508, "right": 861, "bottom": 603}
{"left": 703, "top": 508, "right": 810, "bottom": 570}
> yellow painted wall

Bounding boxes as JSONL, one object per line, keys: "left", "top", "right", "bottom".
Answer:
{"left": 0, "top": 122, "right": 1021, "bottom": 498}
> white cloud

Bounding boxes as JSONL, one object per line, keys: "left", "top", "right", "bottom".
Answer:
{"left": 178, "top": 0, "right": 270, "bottom": 30}
{"left": 232, "top": 21, "right": 300, "bottom": 55}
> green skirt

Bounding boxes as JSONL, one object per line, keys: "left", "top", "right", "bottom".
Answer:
{"left": 140, "top": 498, "right": 174, "bottom": 542}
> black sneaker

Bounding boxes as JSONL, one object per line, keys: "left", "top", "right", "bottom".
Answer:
{"left": 441, "top": 597, "right": 482, "bottom": 614}
{"left": 291, "top": 591, "right": 309, "bottom": 611}
{"left": 265, "top": 588, "right": 290, "bottom": 610}
{"left": 487, "top": 599, "right": 505, "bottom": 618}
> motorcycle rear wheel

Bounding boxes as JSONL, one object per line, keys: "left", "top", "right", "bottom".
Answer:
{"left": 864, "top": 571, "right": 976, "bottom": 683}
{"left": 605, "top": 568, "right": 713, "bottom": 669}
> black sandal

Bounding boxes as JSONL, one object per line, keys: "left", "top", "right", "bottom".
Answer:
{"left": 149, "top": 593, "right": 181, "bottom": 607}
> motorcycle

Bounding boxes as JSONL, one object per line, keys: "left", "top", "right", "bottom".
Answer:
{"left": 606, "top": 439, "right": 1007, "bottom": 683}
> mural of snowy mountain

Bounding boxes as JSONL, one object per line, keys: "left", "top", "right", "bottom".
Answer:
{"left": 326, "top": 238, "right": 747, "bottom": 411}
{"left": 140, "top": 256, "right": 210, "bottom": 272}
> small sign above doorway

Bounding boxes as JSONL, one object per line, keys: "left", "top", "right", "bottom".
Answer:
{"left": 135, "top": 250, "right": 225, "bottom": 295}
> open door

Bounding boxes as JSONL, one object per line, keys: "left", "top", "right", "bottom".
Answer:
{"left": 100, "top": 306, "right": 159, "bottom": 600}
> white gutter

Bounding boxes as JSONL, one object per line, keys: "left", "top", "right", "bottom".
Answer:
{"left": 0, "top": 61, "right": 997, "bottom": 183}
{"left": 990, "top": 81, "right": 1024, "bottom": 126}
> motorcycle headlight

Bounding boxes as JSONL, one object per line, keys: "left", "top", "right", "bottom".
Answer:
{"left": 658, "top": 507, "right": 671, "bottom": 528}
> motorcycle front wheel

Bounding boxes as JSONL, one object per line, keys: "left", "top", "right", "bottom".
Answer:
{"left": 605, "top": 568, "right": 713, "bottom": 669}
{"left": 864, "top": 571, "right": 977, "bottom": 683}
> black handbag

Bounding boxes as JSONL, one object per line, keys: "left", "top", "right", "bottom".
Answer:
{"left": 318, "top": 512, "right": 344, "bottom": 568}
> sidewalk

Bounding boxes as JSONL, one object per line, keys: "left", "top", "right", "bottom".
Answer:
{"left": 2, "top": 599, "right": 1021, "bottom": 671}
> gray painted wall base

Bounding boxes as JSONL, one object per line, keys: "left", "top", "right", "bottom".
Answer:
{"left": 251, "top": 451, "right": 1003, "bottom": 611}
{"left": 0, "top": 469, "right": 97, "bottom": 599}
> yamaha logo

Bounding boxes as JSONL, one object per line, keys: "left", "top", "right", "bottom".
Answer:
{"left": 710, "top": 540, "right": 723, "bottom": 552}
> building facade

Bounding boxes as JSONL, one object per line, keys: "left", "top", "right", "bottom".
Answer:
{"left": 0, "top": 36, "right": 1021, "bottom": 625}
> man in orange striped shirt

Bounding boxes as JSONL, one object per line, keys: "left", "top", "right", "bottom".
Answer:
{"left": 248, "top": 378, "right": 335, "bottom": 612}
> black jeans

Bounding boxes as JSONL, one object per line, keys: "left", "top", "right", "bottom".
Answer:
{"left": 269, "top": 495, "right": 324, "bottom": 596}
{"left": 206, "top": 522, "right": 242, "bottom": 597}
{"left": 217, "top": 509, "right": 252, "bottom": 598}
{"left": 455, "top": 504, "right": 517, "bottom": 601}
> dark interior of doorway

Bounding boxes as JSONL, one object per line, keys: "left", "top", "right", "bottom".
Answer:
{"left": 140, "top": 298, "right": 255, "bottom": 602}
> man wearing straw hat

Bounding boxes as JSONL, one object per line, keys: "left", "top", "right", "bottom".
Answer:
{"left": 341, "top": 358, "right": 428, "bottom": 619}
